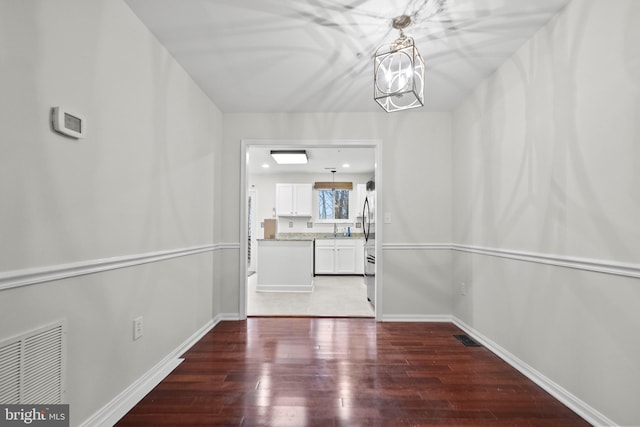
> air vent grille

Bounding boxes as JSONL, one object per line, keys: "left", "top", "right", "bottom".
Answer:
{"left": 454, "top": 334, "right": 481, "bottom": 347}
{"left": 0, "top": 321, "right": 65, "bottom": 404}
{"left": 0, "top": 341, "right": 21, "bottom": 403}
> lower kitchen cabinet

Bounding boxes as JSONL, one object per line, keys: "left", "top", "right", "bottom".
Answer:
{"left": 335, "top": 240, "right": 356, "bottom": 273}
{"left": 315, "top": 238, "right": 364, "bottom": 275}
{"left": 314, "top": 240, "right": 335, "bottom": 274}
{"left": 257, "top": 239, "right": 314, "bottom": 292}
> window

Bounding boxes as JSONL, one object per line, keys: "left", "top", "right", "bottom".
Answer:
{"left": 318, "top": 189, "right": 349, "bottom": 220}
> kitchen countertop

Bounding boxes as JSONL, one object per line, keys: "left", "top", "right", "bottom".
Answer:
{"left": 313, "top": 235, "right": 364, "bottom": 240}
{"left": 265, "top": 233, "right": 365, "bottom": 241}
{"left": 257, "top": 238, "right": 314, "bottom": 242}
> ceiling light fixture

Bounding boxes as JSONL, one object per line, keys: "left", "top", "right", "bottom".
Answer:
{"left": 270, "top": 150, "right": 308, "bottom": 165}
{"left": 374, "top": 15, "right": 425, "bottom": 112}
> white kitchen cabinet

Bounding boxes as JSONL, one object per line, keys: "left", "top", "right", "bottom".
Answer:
{"left": 275, "top": 184, "right": 294, "bottom": 216}
{"left": 257, "top": 240, "right": 313, "bottom": 292}
{"left": 294, "top": 184, "right": 312, "bottom": 216}
{"left": 314, "top": 239, "right": 335, "bottom": 274}
{"left": 275, "top": 183, "right": 312, "bottom": 217}
{"left": 315, "top": 238, "right": 363, "bottom": 275}
{"left": 335, "top": 240, "right": 356, "bottom": 273}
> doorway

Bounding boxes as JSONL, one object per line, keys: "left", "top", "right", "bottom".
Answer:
{"left": 239, "top": 140, "right": 382, "bottom": 319}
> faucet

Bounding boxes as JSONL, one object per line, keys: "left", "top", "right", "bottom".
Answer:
{"left": 333, "top": 223, "right": 337, "bottom": 237}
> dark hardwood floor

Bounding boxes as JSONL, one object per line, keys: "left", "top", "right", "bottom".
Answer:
{"left": 117, "top": 318, "right": 591, "bottom": 426}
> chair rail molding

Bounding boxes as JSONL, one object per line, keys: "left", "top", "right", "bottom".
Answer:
{"left": 382, "top": 243, "right": 451, "bottom": 250}
{"left": 0, "top": 244, "right": 233, "bottom": 292}
{"left": 382, "top": 242, "right": 640, "bottom": 279}
{"left": 452, "top": 243, "right": 640, "bottom": 279}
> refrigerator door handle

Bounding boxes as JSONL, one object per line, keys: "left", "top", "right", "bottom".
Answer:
{"left": 363, "top": 198, "right": 370, "bottom": 242}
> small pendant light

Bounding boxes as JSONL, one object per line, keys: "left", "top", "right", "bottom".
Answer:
{"left": 374, "top": 15, "right": 425, "bottom": 112}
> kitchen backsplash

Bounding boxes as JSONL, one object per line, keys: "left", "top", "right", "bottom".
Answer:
{"left": 274, "top": 232, "right": 365, "bottom": 240}
{"left": 275, "top": 218, "right": 362, "bottom": 235}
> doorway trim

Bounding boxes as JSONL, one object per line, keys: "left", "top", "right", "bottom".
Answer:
{"left": 239, "top": 139, "right": 383, "bottom": 320}
{"left": 247, "top": 189, "right": 258, "bottom": 273}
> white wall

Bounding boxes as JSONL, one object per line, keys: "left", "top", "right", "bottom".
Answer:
{"left": 221, "top": 112, "right": 453, "bottom": 318}
{"left": 7, "top": 0, "right": 634, "bottom": 425}
{"left": 452, "top": 0, "right": 640, "bottom": 425}
{"left": 0, "top": 1, "right": 222, "bottom": 425}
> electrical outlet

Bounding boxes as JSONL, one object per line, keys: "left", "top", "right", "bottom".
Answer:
{"left": 289, "top": 221, "right": 293, "bottom": 228}
{"left": 384, "top": 212, "right": 392, "bottom": 224}
{"left": 133, "top": 316, "right": 143, "bottom": 340}
{"left": 460, "top": 282, "right": 467, "bottom": 296}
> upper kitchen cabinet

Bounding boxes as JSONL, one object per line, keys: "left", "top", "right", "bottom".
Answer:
{"left": 275, "top": 183, "right": 312, "bottom": 217}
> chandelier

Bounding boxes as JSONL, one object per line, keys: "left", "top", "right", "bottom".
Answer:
{"left": 374, "top": 15, "right": 425, "bottom": 112}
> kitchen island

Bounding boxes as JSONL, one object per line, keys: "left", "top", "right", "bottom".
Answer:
{"left": 256, "top": 239, "right": 314, "bottom": 292}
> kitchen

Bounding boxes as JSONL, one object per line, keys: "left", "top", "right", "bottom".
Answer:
{"left": 246, "top": 145, "right": 376, "bottom": 317}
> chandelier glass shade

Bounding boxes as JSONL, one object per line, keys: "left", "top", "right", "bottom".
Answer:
{"left": 374, "top": 22, "right": 425, "bottom": 112}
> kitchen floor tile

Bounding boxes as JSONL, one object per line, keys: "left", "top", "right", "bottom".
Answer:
{"left": 247, "top": 274, "right": 374, "bottom": 317}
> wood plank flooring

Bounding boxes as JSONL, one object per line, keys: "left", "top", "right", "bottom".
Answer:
{"left": 116, "top": 318, "right": 591, "bottom": 426}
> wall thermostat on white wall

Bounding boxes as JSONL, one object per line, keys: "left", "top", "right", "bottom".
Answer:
{"left": 51, "top": 106, "right": 86, "bottom": 139}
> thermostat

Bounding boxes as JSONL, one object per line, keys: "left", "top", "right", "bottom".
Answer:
{"left": 51, "top": 106, "right": 86, "bottom": 139}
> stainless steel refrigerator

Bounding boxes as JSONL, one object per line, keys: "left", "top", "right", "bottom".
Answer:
{"left": 362, "top": 178, "right": 375, "bottom": 307}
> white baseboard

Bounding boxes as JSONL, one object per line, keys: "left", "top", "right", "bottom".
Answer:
{"left": 451, "top": 316, "right": 616, "bottom": 427}
{"left": 216, "top": 312, "right": 242, "bottom": 321}
{"left": 79, "top": 318, "right": 219, "bottom": 427}
{"left": 381, "top": 314, "right": 452, "bottom": 322}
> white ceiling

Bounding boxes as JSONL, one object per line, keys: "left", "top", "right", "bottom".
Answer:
{"left": 123, "top": 0, "right": 570, "bottom": 175}
{"left": 249, "top": 146, "right": 375, "bottom": 176}
{"left": 124, "top": 0, "right": 571, "bottom": 113}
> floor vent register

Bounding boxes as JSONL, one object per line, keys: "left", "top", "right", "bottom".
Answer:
{"left": 453, "top": 334, "right": 481, "bottom": 347}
